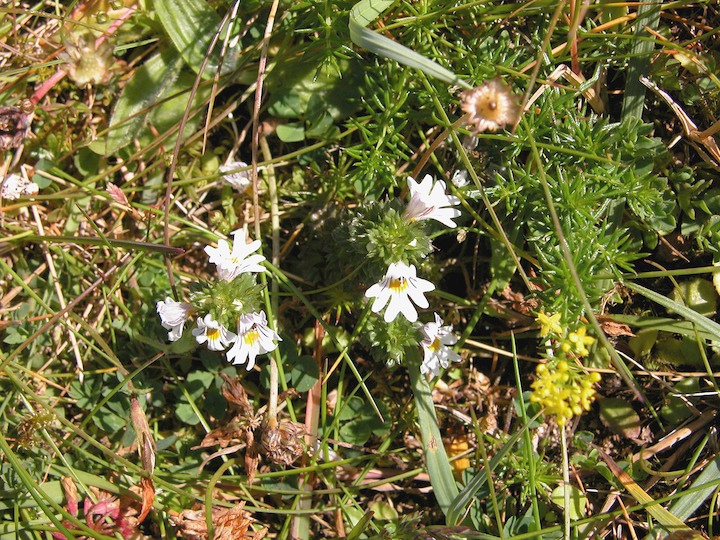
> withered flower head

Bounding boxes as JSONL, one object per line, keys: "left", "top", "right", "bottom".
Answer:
{"left": 460, "top": 78, "right": 520, "bottom": 133}
{"left": 170, "top": 502, "right": 267, "bottom": 540}
{"left": 259, "top": 419, "right": 305, "bottom": 466}
{"left": 59, "top": 36, "right": 114, "bottom": 87}
{"left": 0, "top": 99, "right": 34, "bottom": 151}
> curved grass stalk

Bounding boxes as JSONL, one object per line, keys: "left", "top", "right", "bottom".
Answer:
{"left": 349, "top": 0, "right": 472, "bottom": 90}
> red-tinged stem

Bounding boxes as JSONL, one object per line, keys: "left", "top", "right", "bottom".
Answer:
{"left": 30, "top": 5, "right": 137, "bottom": 105}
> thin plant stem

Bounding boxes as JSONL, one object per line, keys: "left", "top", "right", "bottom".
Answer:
{"left": 253, "top": 0, "right": 281, "bottom": 427}
{"left": 561, "top": 424, "right": 571, "bottom": 540}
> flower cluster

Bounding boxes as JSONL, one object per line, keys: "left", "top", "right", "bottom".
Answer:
{"left": 530, "top": 360, "right": 601, "bottom": 427}
{"left": 354, "top": 174, "right": 463, "bottom": 374}
{"left": 530, "top": 312, "right": 601, "bottom": 426}
{"left": 156, "top": 229, "right": 281, "bottom": 370}
{"left": 419, "top": 313, "right": 461, "bottom": 377}
{"left": 364, "top": 174, "right": 460, "bottom": 323}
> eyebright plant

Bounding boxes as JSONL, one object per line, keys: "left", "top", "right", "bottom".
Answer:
{"left": 156, "top": 229, "right": 280, "bottom": 370}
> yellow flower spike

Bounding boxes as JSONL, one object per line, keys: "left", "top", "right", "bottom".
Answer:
{"left": 536, "top": 311, "right": 564, "bottom": 337}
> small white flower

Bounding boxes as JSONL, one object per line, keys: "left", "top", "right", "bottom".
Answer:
{"left": 419, "top": 313, "right": 461, "bottom": 377}
{"left": 204, "top": 228, "right": 266, "bottom": 281}
{"left": 365, "top": 262, "right": 435, "bottom": 323}
{"left": 226, "top": 311, "right": 281, "bottom": 370}
{"left": 403, "top": 174, "right": 462, "bottom": 228}
{"left": 219, "top": 160, "right": 251, "bottom": 192}
{"left": 192, "top": 314, "right": 236, "bottom": 351}
{"left": 156, "top": 297, "right": 195, "bottom": 341}
{"left": 1, "top": 173, "right": 38, "bottom": 200}
{"left": 451, "top": 169, "right": 469, "bottom": 188}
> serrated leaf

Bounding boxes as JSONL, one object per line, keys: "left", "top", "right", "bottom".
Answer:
{"left": 155, "top": 0, "right": 234, "bottom": 76}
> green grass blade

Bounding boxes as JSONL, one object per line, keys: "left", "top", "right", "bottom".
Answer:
{"left": 623, "top": 281, "right": 720, "bottom": 340}
{"left": 349, "top": 0, "right": 471, "bottom": 89}
{"left": 446, "top": 423, "right": 526, "bottom": 526}
{"left": 407, "top": 347, "right": 460, "bottom": 518}
{"left": 155, "top": 0, "right": 235, "bottom": 76}
{"left": 621, "top": 1, "right": 663, "bottom": 120}
{"left": 669, "top": 453, "right": 720, "bottom": 522}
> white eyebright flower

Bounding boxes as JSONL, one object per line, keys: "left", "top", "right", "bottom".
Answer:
{"left": 451, "top": 169, "right": 469, "bottom": 188}
{"left": 365, "top": 262, "right": 435, "bottom": 323}
{"left": 403, "top": 174, "right": 462, "bottom": 228}
{"left": 192, "top": 314, "right": 236, "bottom": 351}
{"left": 204, "top": 228, "right": 266, "bottom": 281}
{"left": 226, "top": 311, "right": 281, "bottom": 370}
{"left": 156, "top": 297, "right": 195, "bottom": 341}
{"left": 419, "top": 313, "right": 461, "bottom": 377}
{"left": 219, "top": 160, "right": 251, "bottom": 192}
{"left": 1, "top": 173, "right": 39, "bottom": 200}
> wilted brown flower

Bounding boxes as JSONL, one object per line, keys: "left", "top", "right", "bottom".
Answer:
{"left": 0, "top": 99, "right": 34, "bottom": 151}
{"left": 53, "top": 481, "right": 145, "bottom": 540}
{"left": 259, "top": 419, "right": 305, "bottom": 466}
{"left": 170, "top": 502, "right": 267, "bottom": 540}
{"left": 460, "top": 78, "right": 520, "bottom": 133}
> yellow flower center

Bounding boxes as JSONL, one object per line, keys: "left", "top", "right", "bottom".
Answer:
{"left": 243, "top": 328, "right": 259, "bottom": 346}
{"left": 207, "top": 328, "right": 220, "bottom": 340}
{"left": 389, "top": 277, "right": 408, "bottom": 292}
{"left": 428, "top": 337, "right": 441, "bottom": 352}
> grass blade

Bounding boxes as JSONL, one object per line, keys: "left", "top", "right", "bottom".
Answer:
{"left": 669, "top": 453, "right": 720, "bottom": 522}
{"left": 623, "top": 281, "right": 720, "bottom": 340}
{"left": 349, "top": 0, "right": 471, "bottom": 89}
{"left": 407, "top": 347, "right": 460, "bottom": 518}
{"left": 621, "top": 1, "right": 663, "bottom": 120}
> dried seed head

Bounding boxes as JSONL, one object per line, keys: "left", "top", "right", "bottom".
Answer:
{"left": 259, "top": 419, "right": 305, "bottom": 466}
{"left": 0, "top": 99, "right": 34, "bottom": 151}
{"left": 460, "top": 78, "right": 520, "bottom": 133}
{"left": 170, "top": 502, "right": 267, "bottom": 540}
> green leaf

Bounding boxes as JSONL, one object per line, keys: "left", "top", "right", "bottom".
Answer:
{"left": 290, "top": 355, "right": 319, "bottom": 394}
{"left": 104, "top": 48, "right": 205, "bottom": 154}
{"left": 155, "top": 0, "right": 234, "bottom": 76}
{"left": 624, "top": 281, "right": 720, "bottom": 341}
{"left": 669, "top": 278, "right": 718, "bottom": 317}
{"left": 660, "top": 377, "right": 700, "bottom": 424}
{"left": 337, "top": 396, "right": 390, "bottom": 446}
{"left": 598, "top": 397, "right": 642, "bottom": 439}
{"left": 551, "top": 485, "right": 588, "bottom": 520}
{"left": 621, "top": 1, "right": 662, "bottom": 120}
{"left": 669, "top": 453, "right": 720, "bottom": 521}
{"left": 276, "top": 122, "right": 306, "bottom": 143}
{"left": 176, "top": 402, "right": 201, "bottom": 425}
